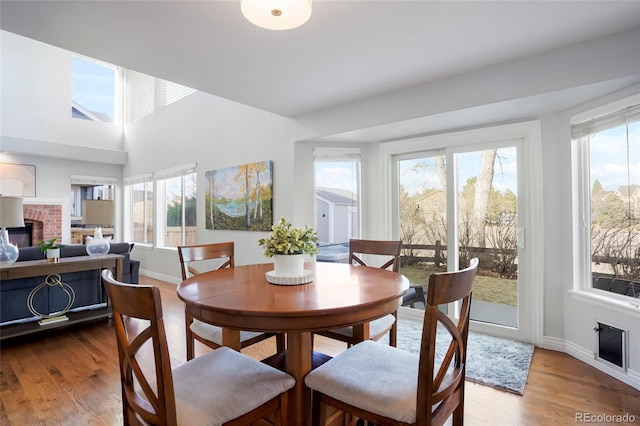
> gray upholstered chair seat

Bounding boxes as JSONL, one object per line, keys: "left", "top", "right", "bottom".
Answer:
{"left": 307, "top": 259, "right": 478, "bottom": 425}
{"left": 173, "top": 346, "right": 295, "bottom": 425}
{"left": 305, "top": 340, "right": 420, "bottom": 423}
{"left": 325, "top": 314, "right": 396, "bottom": 340}
{"left": 190, "top": 319, "right": 267, "bottom": 345}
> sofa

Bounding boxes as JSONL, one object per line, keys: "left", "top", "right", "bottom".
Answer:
{"left": 0, "top": 242, "right": 140, "bottom": 325}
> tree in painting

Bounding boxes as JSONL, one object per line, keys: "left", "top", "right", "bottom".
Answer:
{"left": 205, "top": 161, "right": 273, "bottom": 231}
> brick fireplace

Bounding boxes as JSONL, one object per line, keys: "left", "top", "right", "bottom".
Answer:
{"left": 22, "top": 204, "right": 63, "bottom": 246}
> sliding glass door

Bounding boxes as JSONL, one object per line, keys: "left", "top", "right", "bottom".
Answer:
{"left": 394, "top": 139, "right": 529, "bottom": 339}
{"left": 455, "top": 147, "right": 519, "bottom": 328}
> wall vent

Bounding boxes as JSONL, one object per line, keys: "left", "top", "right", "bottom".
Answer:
{"left": 595, "top": 322, "right": 627, "bottom": 370}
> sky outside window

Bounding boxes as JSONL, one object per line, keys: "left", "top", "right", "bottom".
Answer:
{"left": 589, "top": 123, "right": 639, "bottom": 191}
{"left": 71, "top": 57, "right": 115, "bottom": 122}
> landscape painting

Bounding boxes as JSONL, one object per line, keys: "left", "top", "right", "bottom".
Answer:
{"left": 205, "top": 160, "right": 273, "bottom": 231}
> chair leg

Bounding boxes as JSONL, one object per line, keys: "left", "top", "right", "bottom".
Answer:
{"left": 185, "top": 310, "right": 195, "bottom": 361}
{"left": 453, "top": 403, "right": 464, "bottom": 426}
{"left": 276, "top": 333, "right": 286, "bottom": 352}
{"left": 311, "top": 391, "right": 327, "bottom": 426}
{"left": 277, "top": 392, "right": 288, "bottom": 426}
{"left": 389, "top": 312, "right": 398, "bottom": 347}
{"left": 453, "top": 382, "right": 465, "bottom": 426}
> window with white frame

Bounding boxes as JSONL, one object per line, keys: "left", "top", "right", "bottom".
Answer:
{"left": 125, "top": 70, "right": 196, "bottom": 123}
{"left": 314, "top": 147, "right": 360, "bottom": 262}
{"left": 156, "top": 164, "right": 197, "bottom": 248}
{"left": 124, "top": 174, "right": 154, "bottom": 245}
{"left": 572, "top": 97, "right": 640, "bottom": 300}
{"left": 71, "top": 56, "right": 117, "bottom": 123}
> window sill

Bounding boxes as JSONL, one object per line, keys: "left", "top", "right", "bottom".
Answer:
{"left": 131, "top": 242, "right": 153, "bottom": 250}
{"left": 569, "top": 289, "right": 640, "bottom": 318}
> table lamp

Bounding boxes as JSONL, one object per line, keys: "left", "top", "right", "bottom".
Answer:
{"left": 0, "top": 196, "right": 25, "bottom": 266}
{"left": 82, "top": 199, "right": 114, "bottom": 257}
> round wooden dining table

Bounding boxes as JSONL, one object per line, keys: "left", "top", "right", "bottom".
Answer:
{"left": 176, "top": 261, "right": 409, "bottom": 425}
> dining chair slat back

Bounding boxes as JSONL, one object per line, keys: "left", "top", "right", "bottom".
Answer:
{"left": 178, "top": 241, "right": 235, "bottom": 280}
{"left": 102, "top": 269, "right": 294, "bottom": 426}
{"left": 178, "top": 242, "right": 284, "bottom": 360}
{"left": 315, "top": 239, "right": 402, "bottom": 347}
{"left": 349, "top": 238, "right": 401, "bottom": 272}
{"left": 305, "top": 258, "right": 479, "bottom": 426}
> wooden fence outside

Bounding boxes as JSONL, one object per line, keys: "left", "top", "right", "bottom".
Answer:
{"left": 401, "top": 242, "right": 512, "bottom": 270}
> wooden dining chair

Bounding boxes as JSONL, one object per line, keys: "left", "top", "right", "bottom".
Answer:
{"left": 178, "top": 242, "right": 284, "bottom": 360}
{"left": 314, "top": 239, "right": 402, "bottom": 347}
{"left": 101, "top": 269, "right": 295, "bottom": 426}
{"left": 305, "top": 258, "right": 479, "bottom": 426}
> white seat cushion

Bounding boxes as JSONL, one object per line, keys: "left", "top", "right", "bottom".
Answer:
{"left": 173, "top": 346, "right": 295, "bottom": 425}
{"left": 191, "top": 319, "right": 268, "bottom": 345}
{"left": 326, "top": 314, "right": 396, "bottom": 340}
{"left": 305, "top": 340, "right": 419, "bottom": 423}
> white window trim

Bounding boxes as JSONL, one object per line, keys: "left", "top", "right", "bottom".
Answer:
{"left": 71, "top": 55, "right": 122, "bottom": 125}
{"left": 313, "top": 147, "right": 362, "bottom": 242}
{"left": 570, "top": 93, "right": 640, "bottom": 312}
{"left": 124, "top": 174, "right": 154, "bottom": 246}
{"left": 70, "top": 175, "right": 117, "bottom": 185}
{"left": 156, "top": 162, "right": 197, "bottom": 179}
{"left": 124, "top": 173, "right": 153, "bottom": 185}
{"left": 155, "top": 163, "right": 197, "bottom": 249}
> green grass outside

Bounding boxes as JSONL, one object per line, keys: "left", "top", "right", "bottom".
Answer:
{"left": 401, "top": 265, "right": 518, "bottom": 306}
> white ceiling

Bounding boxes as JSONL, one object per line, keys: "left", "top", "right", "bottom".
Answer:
{"left": 2, "top": 0, "right": 640, "bottom": 122}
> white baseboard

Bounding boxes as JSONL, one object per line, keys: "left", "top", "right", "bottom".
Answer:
{"left": 541, "top": 336, "right": 640, "bottom": 391}
{"left": 139, "top": 268, "right": 179, "bottom": 285}
{"left": 542, "top": 336, "right": 566, "bottom": 352}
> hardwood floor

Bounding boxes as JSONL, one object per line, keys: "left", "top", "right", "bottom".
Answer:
{"left": 1, "top": 276, "right": 639, "bottom": 425}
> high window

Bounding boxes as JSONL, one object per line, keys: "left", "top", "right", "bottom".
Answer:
{"left": 71, "top": 56, "right": 116, "bottom": 123}
{"left": 156, "top": 164, "right": 197, "bottom": 248}
{"left": 125, "top": 70, "right": 196, "bottom": 123}
{"left": 572, "top": 97, "right": 640, "bottom": 300}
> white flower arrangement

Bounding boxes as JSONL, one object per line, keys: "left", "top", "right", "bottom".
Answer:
{"left": 258, "top": 217, "right": 319, "bottom": 258}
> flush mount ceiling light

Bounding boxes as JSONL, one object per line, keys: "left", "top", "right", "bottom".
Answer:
{"left": 241, "top": 0, "right": 312, "bottom": 30}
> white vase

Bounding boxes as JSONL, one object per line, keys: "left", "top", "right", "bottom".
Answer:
{"left": 0, "top": 229, "right": 19, "bottom": 266}
{"left": 86, "top": 227, "right": 111, "bottom": 257}
{"left": 273, "top": 254, "right": 304, "bottom": 277}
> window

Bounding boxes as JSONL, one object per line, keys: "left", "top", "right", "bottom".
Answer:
{"left": 125, "top": 174, "right": 154, "bottom": 245}
{"left": 156, "top": 164, "right": 197, "bottom": 248}
{"left": 314, "top": 147, "right": 360, "bottom": 263}
{"left": 71, "top": 56, "right": 116, "bottom": 123}
{"left": 572, "top": 97, "right": 640, "bottom": 300}
{"left": 125, "top": 70, "right": 196, "bottom": 123}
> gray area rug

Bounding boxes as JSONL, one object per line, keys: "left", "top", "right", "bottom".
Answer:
{"left": 394, "top": 317, "right": 534, "bottom": 395}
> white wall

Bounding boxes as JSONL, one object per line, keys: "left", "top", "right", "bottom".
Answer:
{"left": 123, "top": 91, "right": 293, "bottom": 281}
{"left": 1, "top": 31, "right": 124, "bottom": 155}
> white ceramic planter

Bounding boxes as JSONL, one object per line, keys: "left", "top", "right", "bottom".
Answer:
{"left": 273, "top": 254, "right": 304, "bottom": 277}
{"left": 46, "top": 248, "right": 60, "bottom": 263}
